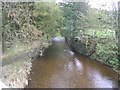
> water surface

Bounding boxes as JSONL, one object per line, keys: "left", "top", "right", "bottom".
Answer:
{"left": 27, "top": 37, "right": 119, "bottom": 88}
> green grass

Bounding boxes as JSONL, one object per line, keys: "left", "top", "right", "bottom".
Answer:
{"left": 3, "top": 42, "right": 29, "bottom": 60}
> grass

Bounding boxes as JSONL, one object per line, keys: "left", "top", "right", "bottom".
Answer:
{"left": 1, "top": 38, "right": 49, "bottom": 87}
{"left": 2, "top": 58, "right": 32, "bottom": 88}
{"left": 3, "top": 39, "right": 47, "bottom": 59}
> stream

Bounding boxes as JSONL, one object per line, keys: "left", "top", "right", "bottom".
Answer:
{"left": 27, "top": 37, "right": 120, "bottom": 88}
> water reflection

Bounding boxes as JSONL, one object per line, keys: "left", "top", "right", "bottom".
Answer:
{"left": 74, "top": 58, "right": 83, "bottom": 71}
{"left": 92, "top": 71, "right": 116, "bottom": 88}
{"left": 67, "top": 62, "right": 73, "bottom": 70}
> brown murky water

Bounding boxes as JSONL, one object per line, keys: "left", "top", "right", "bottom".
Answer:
{"left": 27, "top": 38, "right": 120, "bottom": 88}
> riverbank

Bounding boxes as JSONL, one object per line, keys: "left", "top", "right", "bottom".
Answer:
{"left": 1, "top": 40, "right": 50, "bottom": 88}
{"left": 72, "top": 44, "right": 120, "bottom": 82}
{"left": 2, "top": 58, "right": 32, "bottom": 88}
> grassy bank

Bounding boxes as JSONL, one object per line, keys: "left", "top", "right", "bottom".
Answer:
{"left": 1, "top": 39, "right": 49, "bottom": 88}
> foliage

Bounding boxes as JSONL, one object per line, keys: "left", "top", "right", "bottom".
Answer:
{"left": 2, "top": 2, "right": 47, "bottom": 54}
{"left": 87, "top": 9, "right": 119, "bottom": 69}
{"left": 1, "top": 1, "right": 119, "bottom": 70}
{"left": 33, "top": 2, "right": 64, "bottom": 38}
{"left": 60, "top": 1, "right": 119, "bottom": 69}
{"left": 60, "top": 1, "right": 89, "bottom": 38}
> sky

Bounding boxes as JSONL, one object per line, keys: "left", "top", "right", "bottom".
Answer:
{"left": 56, "top": 0, "right": 120, "bottom": 11}
{"left": 88, "top": 0, "right": 119, "bottom": 11}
